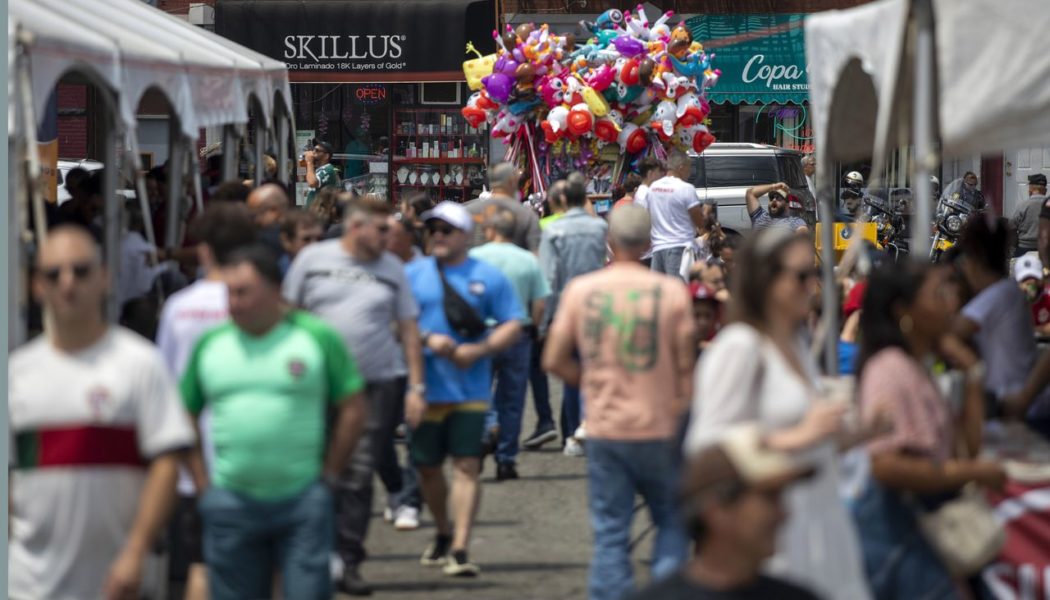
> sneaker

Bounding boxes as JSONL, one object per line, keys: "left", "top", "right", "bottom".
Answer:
{"left": 394, "top": 505, "right": 420, "bottom": 531}
{"left": 443, "top": 550, "right": 480, "bottom": 577}
{"left": 382, "top": 507, "right": 394, "bottom": 523}
{"left": 337, "top": 564, "right": 373, "bottom": 596}
{"left": 522, "top": 426, "right": 558, "bottom": 450}
{"left": 496, "top": 462, "right": 519, "bottom": 481}
{"left": 420, "top": 534, "right": 452, "bottom": 567}
{"left": 563, "top": 437, "right": 585, "bottom": 457}
{"left": 574, "top": 424, "right": 588, "bottom": 441}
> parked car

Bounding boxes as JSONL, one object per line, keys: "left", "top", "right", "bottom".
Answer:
{"left": 688, "top": 143, "right": 814, "bottom": 234}
{"left": 58, "top": 159, "right": 136, "bottom": 204}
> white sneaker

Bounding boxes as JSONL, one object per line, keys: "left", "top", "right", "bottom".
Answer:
{"left": 574, "top": 425, "right": 588, "bottom": 441}
{"left": 394, "top": 505, "right": 420, "bottom": 531}
{"left": 383, "top": 507, "right": 394, "bottom": 523}
{"left": 564, "top": 437, "right": 585, "bottom": 457}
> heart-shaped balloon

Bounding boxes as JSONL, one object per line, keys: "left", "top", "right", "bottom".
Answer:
{"left": 567, "top": 104, "right": 594, "bottom": 136}
{"left": 461, "top": 106, "right": 488, "bottom": 128}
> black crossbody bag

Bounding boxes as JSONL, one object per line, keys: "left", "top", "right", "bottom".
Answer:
{"left": 437, "top": 264, "right": 487, "bottom": 339}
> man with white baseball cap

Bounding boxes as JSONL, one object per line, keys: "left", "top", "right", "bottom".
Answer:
{"left": 405, "top": 201, "right": 524, "bottom": 577}
{"left": 1014, "top": 252, "right": 1050, "bottom": 335}
{"left": 625, "top": 423, "right": 820, "bottom": 600}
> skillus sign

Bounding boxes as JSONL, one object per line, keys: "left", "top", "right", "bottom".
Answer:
{"left": 214, "top": 0, "right": 496, "bottom": 78}
{"left": 283, "top": 35, "right": 408, "bottom": 72}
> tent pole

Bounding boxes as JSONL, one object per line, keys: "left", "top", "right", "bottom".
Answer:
{"left": 254, "top": 120, "right": 265, "bottom": 187}
{"left": 102, "top": 116, "right": 121, "bottom": 322}
{"left": 166, "top": 122, "right": 186, "bottom": 253}
{"left": 911, "top": 0, "right": 936, "bottom": 260}
{"left": 818, "top": 155, "right": 838, "bottom": 375}
{"left": 276, "top": 113, "right": 289, "bottom": 186}
{"left": 222, "top": 125, "right": 238, "bottom": 182}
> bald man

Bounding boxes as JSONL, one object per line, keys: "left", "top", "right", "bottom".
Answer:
{"left": 9, "top": 225, "right": 194, "bottom": 600}
{"left": 248, "top": 183, "right": 290, "bottom": 257}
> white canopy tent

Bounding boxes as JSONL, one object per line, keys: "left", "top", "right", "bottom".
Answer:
{"left": 804, "top": 0, "right": 1050, "bottom": 372}
{"left": 8, "top": 0, "right": 294, "bottom": 346}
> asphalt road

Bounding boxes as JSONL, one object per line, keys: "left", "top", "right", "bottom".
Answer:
{"left": 345, "top": 384, "right": 659, "bottom": 600}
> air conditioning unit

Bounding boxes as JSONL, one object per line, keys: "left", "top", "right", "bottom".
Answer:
{"left": 188, "top": 3, "right": 215, "bottom": 26}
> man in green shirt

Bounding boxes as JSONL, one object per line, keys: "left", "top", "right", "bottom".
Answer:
{"left": 469, "top": 208, "right": 550, "bottom": 480}
{"left": 181, "top": 245, "right": 367, "bottom": 600}
{"left": 305, "top": 141, "right": 340, "bottom": 207}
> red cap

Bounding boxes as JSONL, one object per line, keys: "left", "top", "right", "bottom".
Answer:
{"left": 689, "top": 281, "right": 721, "bottom": 302}
{"left": 786, "top": 194, "right": 804, "bottom": 210}
{"left": 843, "top": 280, "right": 867, "bottom": 319}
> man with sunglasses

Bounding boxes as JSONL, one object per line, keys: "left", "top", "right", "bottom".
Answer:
{"left": 9, "top": 225, "right": 195, "bottom": 600}
{"left": 282, "top": 194, "right": 424, "bottom": 595}
{"left": 304, "top": 141, "right": 340, "bottom": 208}
{"left": 406, "top": 201, "right": 523, "bottom": 577}
{"left": 746, "top": 182, "right": 808, "bottom": 233}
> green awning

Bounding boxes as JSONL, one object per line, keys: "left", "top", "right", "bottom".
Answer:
{"left": 686, "top": 14, "right": 809, "bottom": 105}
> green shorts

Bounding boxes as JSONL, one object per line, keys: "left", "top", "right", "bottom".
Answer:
{"left": 409, "top": 401, "right": 488, "bottom": 466}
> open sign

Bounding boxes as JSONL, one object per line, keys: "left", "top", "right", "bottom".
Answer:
{"left": 354, "top": 84, "right": 388, "bottom": 104}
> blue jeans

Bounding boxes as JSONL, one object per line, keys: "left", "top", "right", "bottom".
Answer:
{"left": 561, "top": 384, "right": 582, "bottom": 442}
{"left": 486, "top": 336, "right": 532, "bottom": 465}
{"left": 849, "top": 477, "right": 960, "bottom": 600}
{"left": 586, "top": 438, "right": 689, "bottom": 600}
{"left": 650, "top": 247, "right": 686, "bottom": 279}
{"left": 199, "top": 481, "right": 334, "bottom": 600}
{"left": 530, "top": 333, "right": 554, "bottom": 429}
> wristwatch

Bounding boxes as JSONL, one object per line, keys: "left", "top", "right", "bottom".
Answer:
{"left": 409, "top": 383, "right": 426, "bottom": 395}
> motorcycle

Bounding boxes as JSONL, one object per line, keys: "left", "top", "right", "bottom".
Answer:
{"left": 930, "top": 178, "right": 983, "bottom": 262}
{"left": 861, "top": 188, "right": 910, "bottom": 261}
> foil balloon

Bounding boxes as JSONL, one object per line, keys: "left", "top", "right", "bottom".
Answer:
{"left": 649, "top": 100, "right": 677, "bottom": 140}
{"left": 618, "top": 123, "right": 648, "bottom": 154}
{"left": 675, "top": 91, "right": 708, "bottom": 127}
{"left": 567, "top": 103, "right": 594, "bottom": 137}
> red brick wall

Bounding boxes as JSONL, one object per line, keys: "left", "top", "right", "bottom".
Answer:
{"left": 505, "top": 0, "right": 869, "bottom": 13}
{"left": 56, "top": 84, "right": 88, "bottom": 158}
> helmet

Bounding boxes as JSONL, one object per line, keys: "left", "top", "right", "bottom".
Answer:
{"left": 844, "top": 171, "right": 864, "bottom": 189}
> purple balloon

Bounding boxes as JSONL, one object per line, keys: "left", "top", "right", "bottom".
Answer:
{"left": 612, "top": 36, "right": 646, "bottom": 57}
{"left": 494, "top": 54, "right": 519, "bottom": 76}
{"left": 483, "top": 73, "right": 514, "bottom": 103}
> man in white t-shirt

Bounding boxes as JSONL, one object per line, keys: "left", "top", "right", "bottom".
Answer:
{"left": 9, "top": 225, "right": 194, "bottom": 600}
{"left": 644, "top": 150, "right": 708, "bottom": 279}
{"left": 155, "top": 202, "right": 258, "bottom": 599}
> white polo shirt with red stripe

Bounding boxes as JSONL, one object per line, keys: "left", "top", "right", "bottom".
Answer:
{"left": 8, "top": 327, "right": 195, "bottom": 600}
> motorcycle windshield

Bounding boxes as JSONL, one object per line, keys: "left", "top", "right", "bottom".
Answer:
{"left": 940, "top": 178, "right": 983, "bottom": 211}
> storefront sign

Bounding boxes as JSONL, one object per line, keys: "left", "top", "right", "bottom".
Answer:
{"left": 685, "top": 14, "right": 809, "bottom": 105}
{"left": 353, "top": 84, "right": 389, "bottom": 105}
{"left": 215, "top": 0, "right": 496, "bottom": 81}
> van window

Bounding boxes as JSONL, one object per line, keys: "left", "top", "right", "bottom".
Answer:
{"left": 776, "top": 155, "right": 807, "bottom": 188}
{"left": 696, "top": 155, "right": 778, "bottom": 187}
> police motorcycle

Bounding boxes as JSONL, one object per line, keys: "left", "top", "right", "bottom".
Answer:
{"left": 930, "top": 177, "right": 984, "bottom": 262}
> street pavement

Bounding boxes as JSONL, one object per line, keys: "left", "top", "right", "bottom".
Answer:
{"left": 346, "top": 384, "right": 659, "bottom": 599}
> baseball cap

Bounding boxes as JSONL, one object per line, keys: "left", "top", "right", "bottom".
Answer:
{"left": 422, "top": 201, "right": 474, "bottom": 233}
{"left": 768, "top": 189, "right": 787, "bottom": 201}
{"left": 843, "top": 280, "right": 868, "bottom": 319}
{"left": 689, "top": 281, "right": 721, "bottom": 303}
{"left": 1029, "top": 173, "right": 1047, "bottom": 187}
{"left": 786, "top": 194, "right": 804, "bottom": 211}
{"left": 682, "top": 424, "right": 816, "bottom": 497}
{"left": 1014, "top": 252, "right": 1043, "bottom": 283}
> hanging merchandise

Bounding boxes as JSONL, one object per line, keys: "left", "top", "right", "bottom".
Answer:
{"left": 462, "top": 6, "right": 719, "bottom": 198}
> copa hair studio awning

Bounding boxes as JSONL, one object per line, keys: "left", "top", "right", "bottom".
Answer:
{"left": 685, "top": 14, "right": 809, "bottom": 105}
{"left": 214, "top": 0, "right": 497, "bottom": 83}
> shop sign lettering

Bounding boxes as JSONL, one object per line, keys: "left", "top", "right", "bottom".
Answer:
{"left": 742, "top": 54, "right": 808, "bottom": 91}
{"left": 283, "top": 35, "right": 407, "bottom": 71}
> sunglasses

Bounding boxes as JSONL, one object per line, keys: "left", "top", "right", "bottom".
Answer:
{"left": 427, "top": 223, "right": 456, "bottom": 236}
{"left": 38, "top": 261, "right": 97, "bottom": 283}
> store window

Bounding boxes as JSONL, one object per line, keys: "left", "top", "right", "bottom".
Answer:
{"left": 292, "top": 83, "right": 392, "bottom": 172}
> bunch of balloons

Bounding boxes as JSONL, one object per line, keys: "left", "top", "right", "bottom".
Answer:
{"left": 462, "top": 6, "right": 719, "bottom": 169}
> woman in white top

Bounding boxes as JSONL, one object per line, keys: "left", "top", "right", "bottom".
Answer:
{"left": 685, "top": 227, "right": 873, "bottom": 600}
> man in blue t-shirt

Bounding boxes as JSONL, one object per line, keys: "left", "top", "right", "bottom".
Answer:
{"left": 406, "top": 201, "right": 523, "bottom": 577}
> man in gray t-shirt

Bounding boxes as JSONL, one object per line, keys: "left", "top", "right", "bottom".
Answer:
{"left": 282, "top": 198, "right": 425, "bottom": 595}
{"left": 465, "top": 163, "right": 542, "bottom": 252}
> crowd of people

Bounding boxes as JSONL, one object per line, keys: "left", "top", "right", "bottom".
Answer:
{"left": 8, "top": 146, "right": 1050, "bottom": 600}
